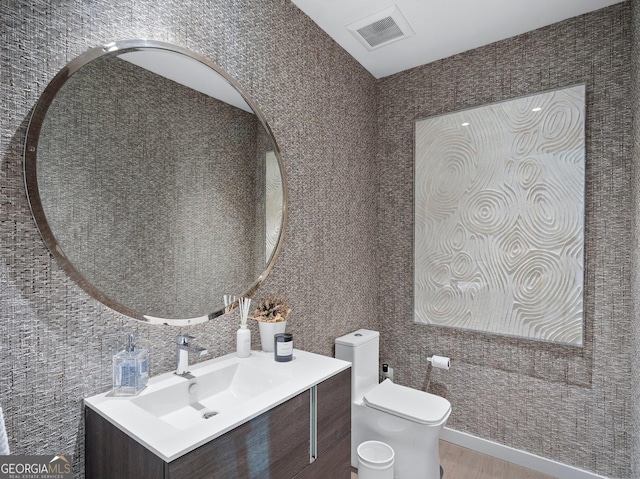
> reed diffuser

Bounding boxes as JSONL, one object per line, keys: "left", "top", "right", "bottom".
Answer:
{"left": 236, "top": 296, "right": 251, "bottom": 358}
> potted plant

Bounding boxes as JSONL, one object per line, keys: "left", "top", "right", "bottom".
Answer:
{"left": 252, "top": 293, "right": 291, "bottom": 352}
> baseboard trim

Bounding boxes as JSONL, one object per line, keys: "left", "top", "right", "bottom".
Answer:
{"left": 441, "top": 427, "right": 609, "bottom": 479}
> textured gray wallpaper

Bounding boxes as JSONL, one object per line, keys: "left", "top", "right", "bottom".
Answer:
{"left": 376, "top": 3, "right": 632, "bottom": 477}
{"left": 632, "top": 0, "right": 640, "bottom": 477}
{"left": 0, "top": 0, "right": 378, "bottom": 476}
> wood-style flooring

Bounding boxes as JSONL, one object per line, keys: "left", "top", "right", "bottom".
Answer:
{"left": 350, "top": 440, "right": 557, "bottom": 479}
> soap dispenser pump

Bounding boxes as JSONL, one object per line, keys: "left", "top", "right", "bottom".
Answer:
{"left": 113, "top": 334, "right": 148, "bottom": 396}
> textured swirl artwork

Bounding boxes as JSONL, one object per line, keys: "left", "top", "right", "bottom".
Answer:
{"left": 414, "top": 85, "right": 585, "bottom": 345}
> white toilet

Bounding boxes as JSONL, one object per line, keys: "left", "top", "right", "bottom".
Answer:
{"left": 335, "top": 329, "right": 451, "bottom": 479}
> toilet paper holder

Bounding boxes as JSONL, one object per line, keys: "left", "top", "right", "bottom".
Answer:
{"left": 427, "top": 355, "right": 451, "bottom": 370}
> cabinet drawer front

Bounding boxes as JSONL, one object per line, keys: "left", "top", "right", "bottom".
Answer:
{"left": 316, "top": 368, "right": 351, "bottom": 456}
{"left": 168, "top": 390, "right": 310, "bottom": 479}
{"left": 294, "top": 434, "right": 351, "bottom": 479}
{"left": 85, "top": 408, "right": 165, "bottom": 479}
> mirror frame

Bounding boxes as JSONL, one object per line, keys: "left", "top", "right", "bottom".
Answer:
{"left": 23, "top": 39, "right": 288, "bottom": 325}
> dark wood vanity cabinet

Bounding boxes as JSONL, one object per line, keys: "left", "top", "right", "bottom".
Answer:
{"left": 294, "top": 367, "right": 351, "bottom": 479}
{"left": 85, "top": 368, "right": 351, "bottom": 479}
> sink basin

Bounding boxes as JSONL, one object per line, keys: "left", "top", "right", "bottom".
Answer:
{"left": 84, "top": 349, "right": 350, "bottom": 462}
{"left": 131, "top": 362, "right": 287, "bottom": 430}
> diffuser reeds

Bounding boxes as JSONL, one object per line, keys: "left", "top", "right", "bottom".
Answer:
{"left": 238, "top": 296, "right": 251, "bottom": 327}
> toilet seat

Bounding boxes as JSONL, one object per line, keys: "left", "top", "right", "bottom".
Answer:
{"left": 363, "top": 379, "right": 451, "bottom": 425}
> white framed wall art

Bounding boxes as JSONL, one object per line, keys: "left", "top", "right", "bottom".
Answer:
{"left": 414, "top": 85, "right": 585, "bottom": 345}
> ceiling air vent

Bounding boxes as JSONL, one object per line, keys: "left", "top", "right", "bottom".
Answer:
{"left": 357, "top": 17, "right": 403, "bottom": 48}
{"left": 347, "top": 5, "right": 415, "bottom": 51}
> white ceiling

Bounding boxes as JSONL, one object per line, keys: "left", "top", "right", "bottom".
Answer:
{"left": 291, "top": 0, "right": 624, "bottom": 78}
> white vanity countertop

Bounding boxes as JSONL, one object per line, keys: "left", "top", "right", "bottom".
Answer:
{"left": 84, "top": 349, "right": 350, "bottom": 462}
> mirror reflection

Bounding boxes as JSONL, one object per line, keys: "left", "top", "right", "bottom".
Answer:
{"left": 24, "top": 41, "right": 286, "bottom": 324}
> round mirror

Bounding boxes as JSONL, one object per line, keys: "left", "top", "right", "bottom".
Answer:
{"left": 24, "top": 40, "right": 287, "bottom": 325}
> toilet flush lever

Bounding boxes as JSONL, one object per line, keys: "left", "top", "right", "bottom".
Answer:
{"left": 381, "top": 363, "right": 394, "bottom": 381}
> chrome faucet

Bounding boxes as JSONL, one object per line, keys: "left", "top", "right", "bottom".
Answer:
{"left": 175, "top": 335, "right": 208, "bottom": 377}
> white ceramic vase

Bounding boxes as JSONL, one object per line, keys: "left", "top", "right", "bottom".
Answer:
{"left": 258, "top": 320, "right": 286, "bottom": 352}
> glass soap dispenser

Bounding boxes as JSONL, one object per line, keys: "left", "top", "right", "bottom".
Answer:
{"left": 113, "top": 334, "right": 148, "bottom": 396}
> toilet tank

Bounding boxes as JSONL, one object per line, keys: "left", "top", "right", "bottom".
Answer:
{"left": 335, "top": 329, "right": 379, "bottom": 401}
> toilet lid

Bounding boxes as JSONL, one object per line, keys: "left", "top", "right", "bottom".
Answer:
{"left": 363, "top": 379, "right": 451, "bottom": 425}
